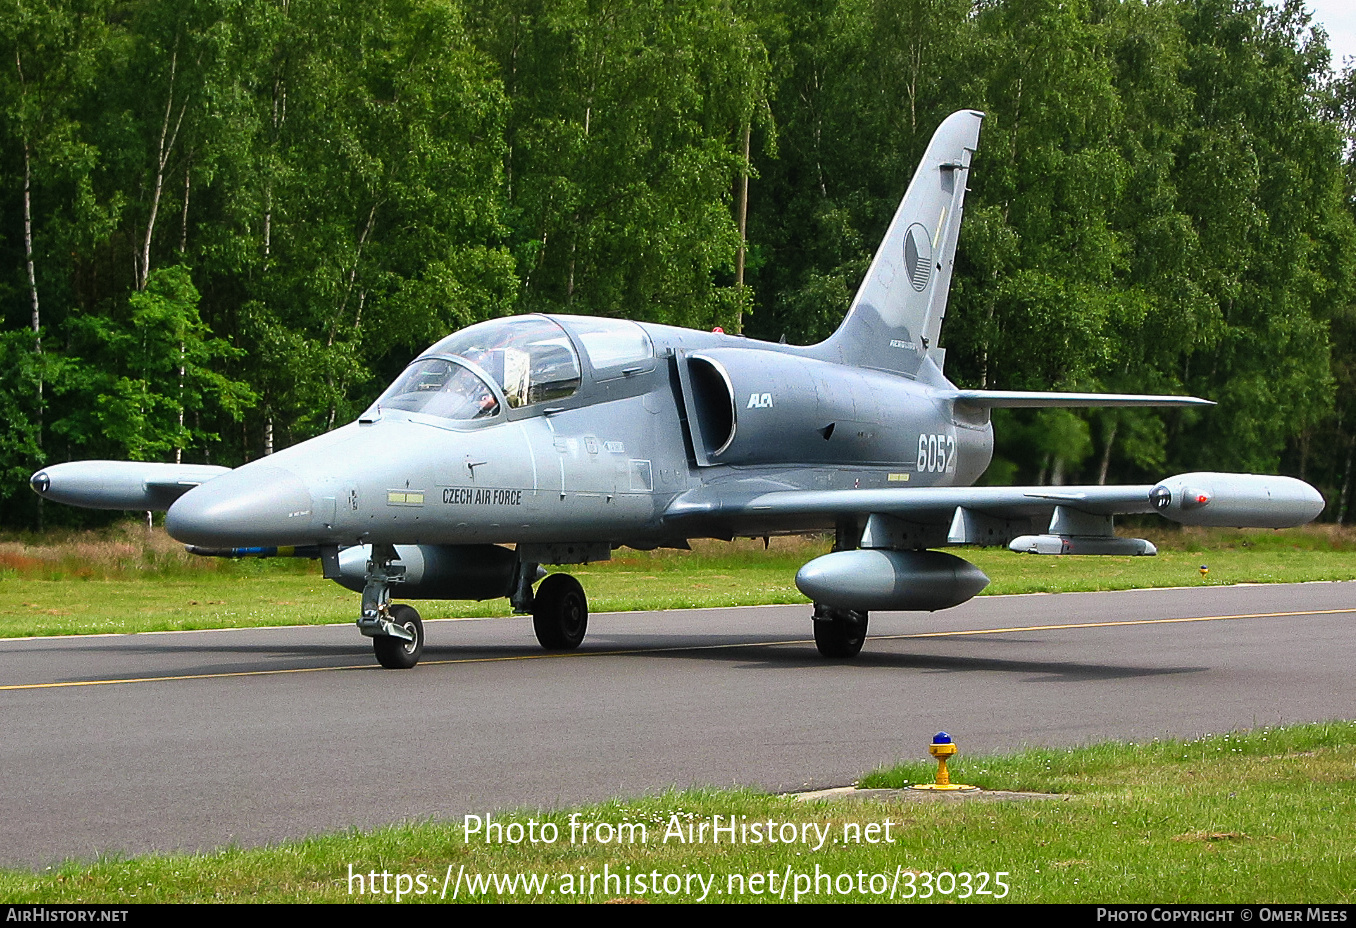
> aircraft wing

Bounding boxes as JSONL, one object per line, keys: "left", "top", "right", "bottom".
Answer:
{"left": 666, "top": 483, "right": 1156, "bottom": 522}
{"left": 664, "top": 483, "right": 1152, "bottom": 543}
{"left": 663, "top": 472, "right": 1324, "bottom": 548}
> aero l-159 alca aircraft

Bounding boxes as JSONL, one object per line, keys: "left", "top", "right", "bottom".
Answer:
{"left": 30, "top": 110, "right": 1325, "bottom": 668}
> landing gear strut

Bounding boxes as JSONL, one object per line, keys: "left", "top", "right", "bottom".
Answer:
{"left": 356, "top": 543, "right": 425, "bottom": 669}
{"left": 813, "top": 603, "right": 868, "bottom": 658}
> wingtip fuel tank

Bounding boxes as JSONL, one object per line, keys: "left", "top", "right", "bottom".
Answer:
{"left": 29, "top": 461, "right": 231, "bottom": 511}
{"left": 1150, "top": 473, "right": 1325, "bottom": 528}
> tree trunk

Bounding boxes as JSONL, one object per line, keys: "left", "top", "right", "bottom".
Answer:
{"left": 735, "top": 120, "right": 751, "bottom": 334}
{"left": 22, "top": 135, "right": 44, "bottom": 530}
{"left": 1097, "top": 419, "right": 1118, "bottom": 486}
{"left": 175, "top": 339, "right": 185, "bottom": 464}
{"left": 139, "top": 42, "right": 187, "bottom": 290}
{"left": 1338, "top": 436, "right": 1354, "bottom": 524}
{"left": 179, "top": 159, "right": 191, "bottom": 254}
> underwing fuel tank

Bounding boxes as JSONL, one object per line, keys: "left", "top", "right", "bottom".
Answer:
{"left": 333, "top": 544, "right": 533, "bottom": 600}
{"left": 1008, "top": 535, "right": 1157, "bottom": 556}
{"left": 1150, "top": 473, "right": 1325, "bottom": 528}
{"left": 794, "top": 549, "right": 989, "bottom": 612}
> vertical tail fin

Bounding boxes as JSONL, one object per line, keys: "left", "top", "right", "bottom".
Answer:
{"left": 813, "top": 110, "right": 982, "bottom": 377}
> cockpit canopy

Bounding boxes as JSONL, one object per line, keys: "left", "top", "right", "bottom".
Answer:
{"left": 366, "top": 314, "right": 652, "bottom": 423}
{"left": 428, "top": 315, "right": 581, "bottom": 409}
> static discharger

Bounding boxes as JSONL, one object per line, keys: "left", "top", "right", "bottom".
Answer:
{"left": 909, "top": 732, "right": 978, "bottom": 792}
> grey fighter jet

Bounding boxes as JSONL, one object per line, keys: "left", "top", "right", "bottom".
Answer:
{"left": 31, "top": 110, "right": 1325, "bottom": 668}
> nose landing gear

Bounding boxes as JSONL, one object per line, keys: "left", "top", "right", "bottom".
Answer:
{"left": 356, "top": 543, "right": 425, "bottom": 669}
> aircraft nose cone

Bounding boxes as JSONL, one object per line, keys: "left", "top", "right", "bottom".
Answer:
{"left": 30, "top": 471, "right": 50, "bottom": 496}
{"left": 165, "top": 465, "right": 315, "bottom": 547}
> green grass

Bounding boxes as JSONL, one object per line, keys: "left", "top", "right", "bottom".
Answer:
{"left": 2, "top": 722, "right": 1353, "bottom": 902}
{"left": 3, "top": 524, "right": 1356, "bottom": 638}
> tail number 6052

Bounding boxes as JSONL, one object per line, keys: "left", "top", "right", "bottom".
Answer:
{"left": 917, "top": 433, "right": 956, "bottom": 474}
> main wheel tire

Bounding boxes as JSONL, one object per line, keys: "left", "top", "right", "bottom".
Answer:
{"left": 373, "top": 603, "right": 424, "bottom": 669}
{"left": 532, "top": 574, "right": 588, "bottom": 650}
{"left": 813, "top": 605, "right": 868, "bottom": 659}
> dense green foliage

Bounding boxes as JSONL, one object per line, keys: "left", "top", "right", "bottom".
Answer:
{"left": 4, "top": 0, "right": 1356, "bottom": 527}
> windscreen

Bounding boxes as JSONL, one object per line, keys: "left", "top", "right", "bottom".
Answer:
{"left": 369, "top": 358, "right": 500, "bottom": 421}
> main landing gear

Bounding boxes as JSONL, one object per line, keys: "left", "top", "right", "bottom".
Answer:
{"left": 531, "top": 574, "right": 588, "bottom": 650}
{"left": 812, "top": 603, "right": 868, "bottom": 659}
{"left": 809, "top": 522, "right": 870, "bottom": 659}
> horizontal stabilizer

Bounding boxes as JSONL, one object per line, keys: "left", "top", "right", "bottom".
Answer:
{"left": 952, "top": 391, "right": 1213, "bottom": 408}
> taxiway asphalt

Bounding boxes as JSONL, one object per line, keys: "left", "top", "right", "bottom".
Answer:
{"left": 2, "top": 581, "right": 1353, "bottom": 869}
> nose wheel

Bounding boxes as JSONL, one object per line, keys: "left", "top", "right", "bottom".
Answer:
{"left": 812, "top": 604, "right": 868, "bottom": 658}
{"left": 532, "top": 574, "right": 588, "bottom": 650}
{"left": 373, "top": 603, "right": 424, "bottom": 669}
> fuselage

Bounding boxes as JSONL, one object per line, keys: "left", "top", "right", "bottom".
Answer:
{"left": 163, "top": 314, "right": 994, "bottom": 550}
